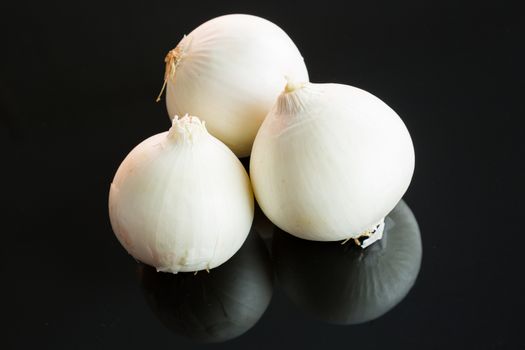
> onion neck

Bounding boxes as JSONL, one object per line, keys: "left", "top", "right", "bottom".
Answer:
{"left": 276, "top": 80, "right": 309, "bottom": 114}
{"left": 284, "top": 80, "right": 306, "bottom": 93}
{"left": 167, "top": 114, "right": 208, "bottom": 144}
{"left": 156, "top": 35, "right": 189, "bottom": 102}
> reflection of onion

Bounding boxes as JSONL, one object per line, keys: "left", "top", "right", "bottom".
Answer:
{"left": 138, "top": 231, "right": 273, "bottom": 343}
{"left": 272, "top": 200, "right": 422, "bottom": 325}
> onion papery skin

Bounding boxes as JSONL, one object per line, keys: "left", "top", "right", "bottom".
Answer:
{"left": 109, "top": 116, "right": 254, "bottom": 273}
{"left": 165, "top": 14, "right": 309, "bottom": 157}
{"left": 251, "top": 82, "right": 415, "bottom": 241}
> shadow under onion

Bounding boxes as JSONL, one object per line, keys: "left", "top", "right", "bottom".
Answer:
{"left": 272, "top": 200, "right": 422, "bottom": 325}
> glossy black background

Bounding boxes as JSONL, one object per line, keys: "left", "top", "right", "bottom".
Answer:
{"left": 1, "top": 0, "right": 523, "bottom": 348}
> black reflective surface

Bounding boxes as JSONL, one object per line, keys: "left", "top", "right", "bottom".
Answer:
{"left": 2, "top": 0, "right": 524, "bottom": 349}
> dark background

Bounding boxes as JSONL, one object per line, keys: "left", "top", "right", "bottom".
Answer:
{"left": 1, "top": 0, "right": 523, "bottom": 348}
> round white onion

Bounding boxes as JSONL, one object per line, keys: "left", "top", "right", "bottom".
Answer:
{"left": 250, "top": 82, "right": 415, "bottom": 242}
{"left": 108, "top": 115, "right": 254, "bottom": 273}
{"left": 159, "top": 14, "right": 309, "bottom": 157}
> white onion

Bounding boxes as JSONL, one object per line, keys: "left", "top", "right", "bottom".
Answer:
{"left": 158, "top": 14, "right": 309, "bottom": 157}
{"left": 250, "top": 82, "right": 415, "bottom": 242}
{"left": 108, "top": 115, "right": 254, "bottom": 273}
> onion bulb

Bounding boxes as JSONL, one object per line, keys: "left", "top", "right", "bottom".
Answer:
{"left": 157, "top": 14, "right": 309, "bottom": 157}
{"left": 250, "top": 82, "right": 415, "bottom": 242}
{"left": 108, "top": 115, "right": 254, "bottom": 273}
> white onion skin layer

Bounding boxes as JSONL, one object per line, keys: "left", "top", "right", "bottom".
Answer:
{"left": 250, "top": 83, "right": 415, "bottom": 241}
{"left": 165, "top": 14, "right": 309, "bottom": 157}
{"left": 109, "top": 116, "right": 254, "bottom": 273}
